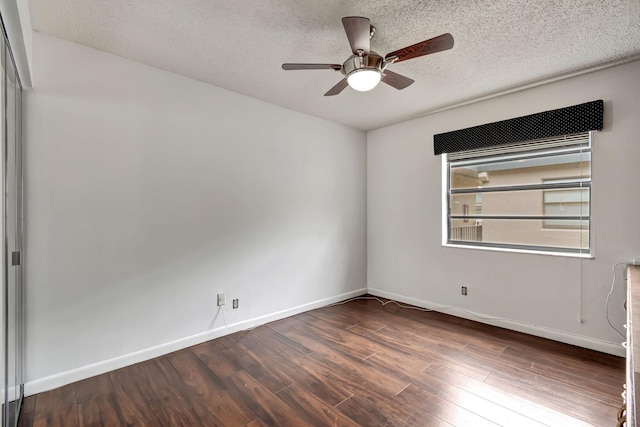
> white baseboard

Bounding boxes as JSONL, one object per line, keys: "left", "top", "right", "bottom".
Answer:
{"left": 25, "top": 285, "right": 623, "bottom": 396}
{"left": 24, "top": 287, "right": 367, "bottom": 396}
{"left": 367, "top": 287, "right": 625, "bottom": 357}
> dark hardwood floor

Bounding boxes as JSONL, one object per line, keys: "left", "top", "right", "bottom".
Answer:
{"left": 19, "top": 297, "right": 625, "bottom": 426}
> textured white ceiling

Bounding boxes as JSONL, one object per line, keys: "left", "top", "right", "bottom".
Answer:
{"left": 29, "top": 0, "right": 640, "bottom": 130}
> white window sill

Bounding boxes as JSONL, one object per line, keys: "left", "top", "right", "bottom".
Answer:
{"left": 443, "top": 242, "right": 594, "bottom": 259}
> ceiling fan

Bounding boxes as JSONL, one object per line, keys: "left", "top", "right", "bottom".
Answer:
{"left": 282, "top": 16, "right": 454, "bottom": 96}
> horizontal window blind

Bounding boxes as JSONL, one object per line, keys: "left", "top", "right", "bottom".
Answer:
{"left": 448, "top": 133, "right": 590, "bottom": 162}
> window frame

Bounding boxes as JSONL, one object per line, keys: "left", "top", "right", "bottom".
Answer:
{"left": 443, "top": 133, "right": 593, "bottom": 257}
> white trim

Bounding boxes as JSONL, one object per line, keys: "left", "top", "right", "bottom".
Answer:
{"left": 367, "top": 287, "right": 624, "bottom": 357}
{"left": 25, "top": 284, "right": 623, "bottom": 397}
{"left": 443, "top": 242, "right": 594, "bottom": 259}
{"left": 24, "top": 287, "right": 367, "bottom": 396}
{"left": 441, "top": 155, "right": 448, "bottom": 246}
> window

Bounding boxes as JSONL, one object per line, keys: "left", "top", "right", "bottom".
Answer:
{"left": 445, "top": 133, "right": 591, "bottom": 254}
{"left": 542, "top": 178, "right": 589, "bottom": 229}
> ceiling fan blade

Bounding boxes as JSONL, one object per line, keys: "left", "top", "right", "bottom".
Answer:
{"left": 342, "top": 16, "right": 371, "bottom": 54}
{"left": 381, "top": 70, "right": 414, "bottom": 90}
{"left": 385, "top": 33, "right": 454, "bottom": 63}
{"left": 282, "top": 63, "right": 342, "bottom": 70}
{"left": 324, "top": 78, "right": 349, "bottom": 96}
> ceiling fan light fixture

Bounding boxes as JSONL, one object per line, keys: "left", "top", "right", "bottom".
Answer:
{"left": 347, "top": 68, "right": 381, "bottom": 91}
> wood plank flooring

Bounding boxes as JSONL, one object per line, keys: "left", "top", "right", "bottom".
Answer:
{"left": 18, "top": 297, "right": 625, "bottom": 426}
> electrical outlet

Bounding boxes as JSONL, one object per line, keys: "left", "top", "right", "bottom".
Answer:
{"left": 461, "top": 286, "right": 468, "bottom": 296}
{"left": 217, "top": 293, "right": 225, "bottom": 306}
{"left": 232, "top": 299, "right": 239, "bottom": 309}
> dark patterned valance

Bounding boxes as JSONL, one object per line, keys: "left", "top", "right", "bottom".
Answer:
{"left": 433, "top": 100, "right": 603, "bottom": 155}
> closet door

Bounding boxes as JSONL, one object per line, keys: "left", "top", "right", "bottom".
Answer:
{"left": 2, "top": 22, "right": 23, "bottom": 427}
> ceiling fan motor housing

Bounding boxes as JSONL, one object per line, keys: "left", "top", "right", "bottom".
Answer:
{"left": 342, "top": 52, "right": 384, "bottom": 76}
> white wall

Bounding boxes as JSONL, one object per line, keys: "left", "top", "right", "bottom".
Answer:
{"left": 368, "top": 59, "right": 640, "bottom": 356}
{"left": 24, "top": 32, "right": 367, "bottom": 393}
